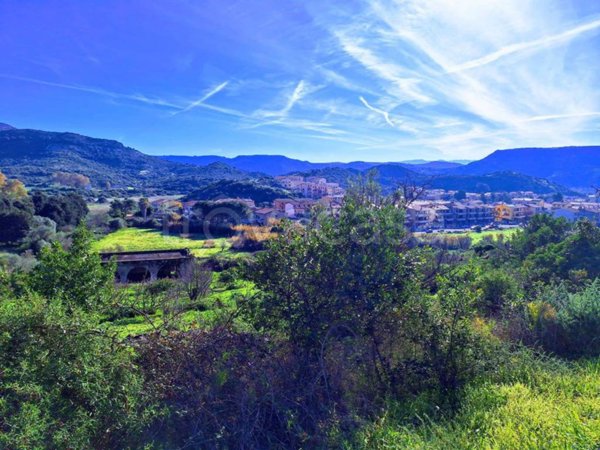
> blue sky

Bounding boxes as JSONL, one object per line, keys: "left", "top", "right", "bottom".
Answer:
{"left": 1, "top": 0, "right": 599, "bottom": 162}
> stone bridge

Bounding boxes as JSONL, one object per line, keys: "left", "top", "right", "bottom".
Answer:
{"left": 100, "top": 249, "right": 193, "bottom": 283}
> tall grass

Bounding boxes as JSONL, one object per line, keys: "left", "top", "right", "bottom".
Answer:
{"left": 352, "top": 354, "right": 600, "bottom": 449}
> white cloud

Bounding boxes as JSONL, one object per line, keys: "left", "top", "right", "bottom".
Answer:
{"left": 172, "top": 81, "right": 229, "bottom": 115}
{"left": 447, "top": 17, "right": 600, "bottom": 73}
{"left": 359, "top": 96, "right": 395, "bottom": 127}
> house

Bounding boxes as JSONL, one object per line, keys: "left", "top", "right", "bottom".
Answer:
{"left": 273, "top": 198, "right": 318, "bottom": 218}
{"left": 254, "top": 207, "right": 280, "bottom": 224}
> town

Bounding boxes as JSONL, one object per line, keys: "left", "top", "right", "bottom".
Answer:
{"left": 150, "top": 175, "right": 600, "bottom": 233}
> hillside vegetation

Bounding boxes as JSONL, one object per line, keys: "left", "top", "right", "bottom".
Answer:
{"left": 0, "top": 128, "right": 248, "bottom": 192}
{"left": 0, "top": 125, "right": 580, "bottom": 196}
{"left": 455, "top": 146, "right": 600, "bottom": 188}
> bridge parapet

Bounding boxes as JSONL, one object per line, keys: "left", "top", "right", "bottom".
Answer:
{"left": 100, "top": 249, "right": 193, "bottom": 283}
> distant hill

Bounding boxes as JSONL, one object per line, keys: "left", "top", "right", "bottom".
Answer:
{"left": 427, "top": 171, "right": 572, "bottom": 194}
{"left": 0, "top": 128, "right": 249, "bottom": 192}
{"left": 288, "top": 167, "right": 363, "bottom": 187}
{"left": 185, "top": 179, "right": 293, "bottom": 204}
{"left": 0, "top": 123, "right": 15, "bottom": 131}
{"left": 161, "top": 155, "right": 462, "bottom": 176}
{"left": 0, "top": 124, "right": 580, "bottom": 196}
{"left": 292, "top": 164, "right": 569, "bottom": 195}
{"left": 161, "top": 154, "right": 385, "bottom": 176}
{"left": 454, "top": 146, "right": 600, "bottom": 189}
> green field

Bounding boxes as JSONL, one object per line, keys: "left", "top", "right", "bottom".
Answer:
{"left": 92, "top": 227, "right": 231, "bottom": 257}
{"left": 416, "top": 228, "right": 519, "bottom": 244}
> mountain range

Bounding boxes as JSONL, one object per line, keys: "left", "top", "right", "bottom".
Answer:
{"left": 0, "top": 126, "right": 252, "bottom": 192}
{"left": 0, "top": 122, "right": 594, "bottom": 195}
{"left": 454, "top": 146, "right": 600, "bottom": 189}
{"left": 160, "top": 154, "right": 465, "bottom": 176}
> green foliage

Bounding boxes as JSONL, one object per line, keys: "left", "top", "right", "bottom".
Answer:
{"left": 32, "top": 191, "right": 88, "bottom": 228}
{"left": 29, "top": 226, "right": 115, "bottom": 312}
{"left": 0, "top": 226, "right": 151, "bottom": 448}
{"left": 243, "top": 176, "right": 486, "bottom": 404}
{"left": 186, "top": 179, "right": 292, "bottom": 204}
{"left": 108, "top": 198, "right": 137, "bottom": 218}
{"left": 511, "top": 214, "right": 571, "bottom": 260}
{"left": 244, "top": 176, "right": 414, "bottom": 355}
{"left": 108, "top": 217, "right": 127, "bottom": 230}
{"left": 555, "top": 280, "right": 600, "bottom": 357}
{"left": 353, "top": 356, "right": 600, "bottom": 450}
{"left": 517, "top": 217, "right": 600, "bottom": 282}
{"left": 0, "top": 194, "right": 34, "bottom": 244}
{"left": 532, "top": 280, "right": 600, "bottom": 358}
{"left": 424, "top": 268, "right": 492, "bottom": 403}
{"left": 477, "top": 269, "right": 521, "bottom": 315}
{"left": 0, "top": 294, "right": 148, "bottom": 449}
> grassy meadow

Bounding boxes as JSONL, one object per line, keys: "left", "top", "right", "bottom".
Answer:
{"left": 92, "top": 227, "right": 231, "bottom": 257}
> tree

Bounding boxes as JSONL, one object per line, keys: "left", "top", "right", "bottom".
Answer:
{"left": 52, "top": 171, "right": 91, "bottom": 188}
{"left": 32, "top": 191, "right": 88, "bottom": 228}
{"left": 178, "top": 259, "right": 212, "bottom": 302}
{"left": 0, "top": 170, "right": 6, "bottom": 188}
{"left": 109, "top": 198, "right": 136, "bottom": 218}
{"left": 138, "top": 197, "right": 150, "bottom": 220}
{"left": 511, "top": 213, "right": 571, "bottom": 260}
{"left": 243, "top": 176, "right": 421, "bottom": 388}
{"left": 3, "top": 179, "right": 27, "bottom": 198}
{"left": 0, "top": 295, "right": 147, "bottom": 448}
{"left": 0, "top": 193, "right": 34, "bottom": 244}
{"left": 0, "top": 209, "right": 33, "bottom": 243}
{"left": 29, "top": 226, "right": 115, "bottom": 312}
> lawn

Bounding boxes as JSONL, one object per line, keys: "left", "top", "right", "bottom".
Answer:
{"left": 92, "top": 227, "right": 231, "bottom": 258}
{"left": 469, "top": 228, "right": 519, "bottom": 244}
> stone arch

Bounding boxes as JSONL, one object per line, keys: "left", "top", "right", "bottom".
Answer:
{"left": 127, "top": 266, "right": 151, "bottom": 283}
{"left": 157, "top": 262, "right": 179, "bottom": 279}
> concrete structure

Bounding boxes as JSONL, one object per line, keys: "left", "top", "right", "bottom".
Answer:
{"left": 405, "top": 200, "right": 495, "bottom": 230}
{"left": 273, "top": 198, "right": 318, "bottom": 218}
{"left": 254, "top": 207, "right": 280, "bottom": 224}
{"left": 101, "top": 249, "right": 193, "bottom": 283}
{"left": 275, "top": 175, "right": 345, "bottom": 199}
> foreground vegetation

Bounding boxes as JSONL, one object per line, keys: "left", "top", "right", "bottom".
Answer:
{"left": 357, "top": 357, "right": 600, "bottom": 449}
{"left": 1, "top": 177, "right": 599, "bottom": 449}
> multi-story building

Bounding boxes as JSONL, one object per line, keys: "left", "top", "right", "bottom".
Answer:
{"left": 443, "top": 202, "right": 494, "bottom": 228}
{"left": 273, "top": 198, "right": 318, "bottom": 218}
{"left": 275, "top": 175, "right": 345, "bottom": 199}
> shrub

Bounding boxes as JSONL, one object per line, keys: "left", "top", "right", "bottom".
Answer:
{"left": 108, "top": 217, "right": 127, "bottom": 231}
{"left": 477, "top": 270, "right": 521, "bottom": 316}
{"left": 554, "top": 281, "right": 600, "bottom": 357}
{"left": 530, "top": 281, "right": 600, "bottom": 357}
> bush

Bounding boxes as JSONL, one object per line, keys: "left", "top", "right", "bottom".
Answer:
{"left": 477, "top": 270, "right": 521, "bottom": 316}
{"left": 529, "top": 281, "right": 600, "bottom": 357}
{"left": 0, "top": 294, "right": 149, "bottom": 449}
{"left": 108, "top": 217, "right": 127, "bottom": 231}
{"left": 136, "top": 327, "right": 379, "bottom": 449}
{"left": 554, "top": 281, "right": 600, "bottom": 357}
